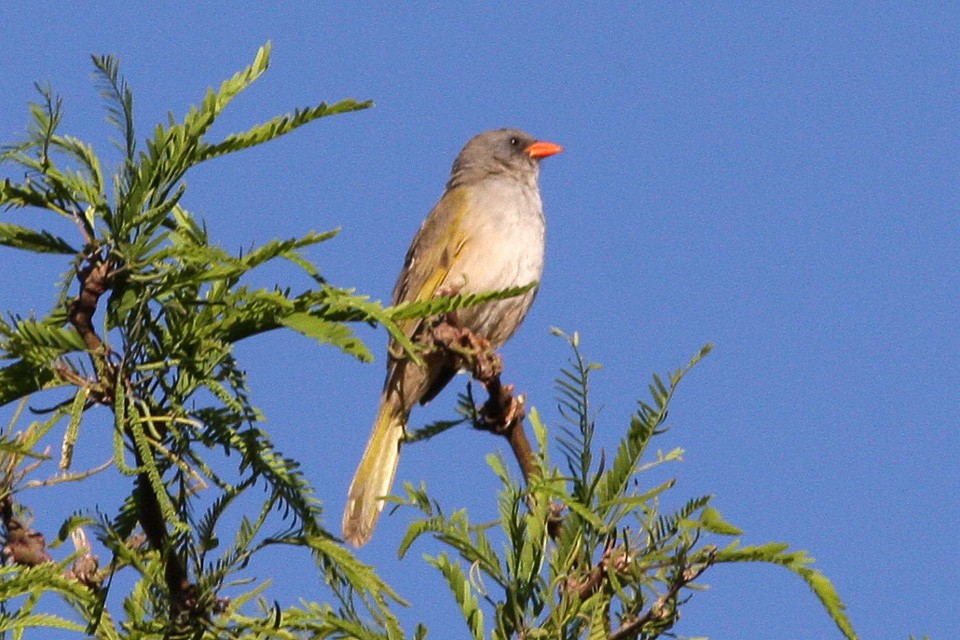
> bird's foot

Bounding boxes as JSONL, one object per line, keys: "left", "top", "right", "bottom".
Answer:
{"left": 430, "top": 321, "right": 501, "bottom": 380}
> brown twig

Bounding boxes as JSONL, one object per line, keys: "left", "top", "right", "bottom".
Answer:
{"left": 68, "top": 256, "right": 112, "bottom": 355}
{"left": 430, "top": 317, "right": 570, "bottom": 542}
{"left": 561, "top": 538, "right": 629, "bottom": 601}
{"left": 430, "top": 319, "right": 539, "bottom": 482}
{"left": 607, "top": 545, "right": 717, "bottom": 640}
{"left": 66, "top": 251, "right": 194, "bottom": 615}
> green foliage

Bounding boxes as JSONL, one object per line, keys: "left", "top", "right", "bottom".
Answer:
{"left": 396, "top": 333, "right": 859, "bottom": 640}
{"left": 0, "top": 46, "right": 860, "bottom": 640}
{"left": 0, "top": 44, "right": 412, "bottom": 638}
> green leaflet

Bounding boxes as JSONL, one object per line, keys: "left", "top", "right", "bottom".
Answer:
{"left": 427, "top": 553, "right": 485, "bottom": 640}
{"left": 280, "top": 311, "right": 373, "bottom": 362}
{"left": 0, "top": 360, "right": 57, "bottom": 408}
{"left": 392, "top": 335, "right": 857, "bottom": 640}
{"left": 0, "top": 223, "right": 77, "bottom": 254}
{"left": 715, "top": 542, "right": 859, "bottom": 640}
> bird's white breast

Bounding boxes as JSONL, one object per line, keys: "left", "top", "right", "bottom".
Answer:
{"left": 449, "top": 176, "right": 546, "bottom": 346}
{"left": 459, "top": 177, "right": 545, "bottom": 292}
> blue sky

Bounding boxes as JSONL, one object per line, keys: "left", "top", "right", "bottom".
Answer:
{"left": 2, "top": 4, "right": 958, "bottom": 639}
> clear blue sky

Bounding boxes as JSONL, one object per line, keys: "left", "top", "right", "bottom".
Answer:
{"left": 2, "top": 4, "right": 958, "bottom": 639}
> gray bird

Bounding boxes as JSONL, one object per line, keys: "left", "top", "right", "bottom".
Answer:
{"left": 342, "top": 128, "right": 562, "bottom": 547}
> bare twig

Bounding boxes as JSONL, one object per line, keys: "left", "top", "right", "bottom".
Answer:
{"left": 66, "top": 250, "right": 195, "bottom": 615}
{"left": 23, "top": 458, "right": 114, "bottom": 489}
{"left": 561, "top": 538, "right": 630, "bottom": 601}
{"left": 68, "top": 256, "right": 112, "bottom": 355}
{"left": 607, "top": 545, "right": 717, "bottom": 640}
{"left": 430, "top": 319, "right": 539, "bottom": 482}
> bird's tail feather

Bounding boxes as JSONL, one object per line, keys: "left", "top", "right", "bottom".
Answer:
{"left": 342, "top": 398, "right": 406, "bottom": 547}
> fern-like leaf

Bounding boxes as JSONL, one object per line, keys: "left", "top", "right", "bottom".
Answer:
{"left": 716, "top": 542, "right": 858, "bottom": 640}
{"left": 198, "top": 99, "right": 373, "bottom": 162}
{"left": 0, "top": 222, "right": 77, "bottom": 254}
{"left": 428, "top": 552, "right": 486, "bottom": 640}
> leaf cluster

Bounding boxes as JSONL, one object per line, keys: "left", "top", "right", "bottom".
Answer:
{"left": 0, "top": 44, "right": 425, "bottom": 639}
{"left": 396, "top": 334, "right": 858, "bottom": 640}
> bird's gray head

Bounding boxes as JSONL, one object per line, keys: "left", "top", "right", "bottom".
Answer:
{"left": 448, "top": 128, "right": 562, "bottom": 189}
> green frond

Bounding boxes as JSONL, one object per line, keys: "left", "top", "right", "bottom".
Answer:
{"left": 388, "top": 283, "right": 536, "bottom": 322}
{"left": 128, "top": 182, "right": 184, "bottom": 236}
{"left": 594, "top": 411, "right": 657, "bottom": 512}
{"left": 0, "top": 560, "right": 93, "bottom": 607}
{"left": 0, "top": 179, "right": 55, "bottom": 211}
{"left": 0, "top": 401, "right": 61, "bottom": 464}
{"left": 197, "top": 492, "right": 281, "bottom": 599}
{"left": 716, "top": 543, "right": 858, "bottom": 640}
{"left": 27, "top": 83, "right": 63, "bottom": 166}
{"left": 4, "top": 317, "right": 86, "bottom": 366}
{"left": 696, "top": 506, "right": 743, "bottom": 536}
{"left": 59, "top": 386, "right": 88, "bottom": 470}
{"left": 0, "top": 612, "right": 87, "bottom": 634}
{"left": 583, "top": 593, "right": 610, "bottom": 640}
{"left": 552, "top": 331, "right": 602, "bottom": 505}
{"left": 198, "top": 99, "right": 374, "bottom": 162}
{"left": 403, "top": 417, "right": 467, "bottom": 444}
{"left": 125, "top": 402, "right": 188, "bottom": 534}
{"left": 0, "top": 223, "right": 77, "bottom": 254}
{"left": 51, "top": 134, "right": 107, "bottom": 202}
{"left": 192, "top": 477, "right": 257, "bottom": 560}
{"left": 649, "top": 495, "right": 712, "bottom": 548}
{"left": 428, "top": 552, "right": 485, "bottom": 640}
{"left": 238, "top": 230, "right": 340, "bottom": 270}
{"left": 194, "top": 41, "right": 273, "bottom": 129}
{"left": 305, "top": 534, "right": 407, "bottom": 636}
{"left": 91, "top": 54, "right": 136, "bottom": 168}
{"left": 595, "top": 346, "right": 710, "bottom": 511}
{"left": 54, "top": 512, "right": 97, "bottom": 547}
{"left": 0, "top": 365, "right": 58, "bottom": 416}
{"left": 279, "top": 311, "right": 373, "bottom": 362}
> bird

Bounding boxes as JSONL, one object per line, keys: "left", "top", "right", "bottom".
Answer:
{"left": 342, "top": 128, "right": 562, "bottom": 547}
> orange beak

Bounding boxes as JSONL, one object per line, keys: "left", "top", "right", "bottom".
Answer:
{"left": 526, "top": 140, "right": 563, "bottom": 159}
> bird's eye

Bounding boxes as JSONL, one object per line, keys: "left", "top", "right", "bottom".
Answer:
{"left": 509, "top": 137, "right": 520, "bottom": 146}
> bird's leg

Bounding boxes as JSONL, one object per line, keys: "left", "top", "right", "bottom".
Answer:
{"left": 428, "top": 314, "right": 495, "bottom": 368}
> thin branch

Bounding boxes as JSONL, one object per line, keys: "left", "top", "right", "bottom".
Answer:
{"left": 430, "top": 319, "right": 538, "bottom": 481}
{"left": 23, "top": 458, "right": 114, "bottom": 488}
{"left": 608, "top": 545, "right": 717, "bottom": 640}
{"left": 65, "top": 247, "right": 195, "bottom": 615}
{"left": 68, "top": 254, "right": 111, "bottom": 355}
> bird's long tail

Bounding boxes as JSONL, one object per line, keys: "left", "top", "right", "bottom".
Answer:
{"left": 342, "top": 396, "right": 406, "bottom": 547}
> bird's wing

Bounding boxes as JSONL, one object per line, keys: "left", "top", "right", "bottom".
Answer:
{"left": 393, "top": 186, "right": 470, "bottom": 310}
{"left": 385, "top": 186, "right": 471, "bottom": 402}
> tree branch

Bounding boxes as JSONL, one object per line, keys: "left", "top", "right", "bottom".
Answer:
{"left": 430, "top": 320, "right": 538, "bottom": 481}
{"left": 68, "top": 255, "right": 111, "bottom": 355}
{"left": 607, "top": 545, "right": 717, "bottom": 640}
{"left": 66, "top": 249, "right": 194, "bottom": 615}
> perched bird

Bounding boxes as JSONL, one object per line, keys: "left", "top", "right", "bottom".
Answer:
{"left": 342, "top": 129, "right": 562, "bottom": 547}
